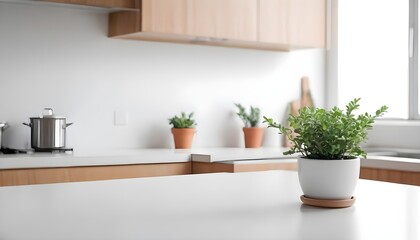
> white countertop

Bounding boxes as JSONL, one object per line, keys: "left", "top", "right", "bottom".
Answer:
{"left": 362, "top": 147, "right": 420, "bottom": 171}
{"left": 191, "top": 147, "right": 420, "bottom": 172}
{"left": 0, "top": 147, "right": 419, "bottom": 172}
{"left": 0, "top": 149, "right": 192, "bottom": 169}
{"left": 362, "top": 156, "right": 420, "bottom": 171}
{"left": 190, "top": 147, "right": 296, "bottom": 162}
{"left": 0, "top": 147, "right": 294, "bottom": 170}
{"left": 0, "top": 170, "right": 418, "bottom": 240}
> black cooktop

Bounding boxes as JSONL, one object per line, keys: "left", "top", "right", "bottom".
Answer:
{"left": 0, "top": 147, "right": 73, "bottom": 154}
{"left": 33, "top": 147, "right": 74, "bottom": 153}
{"left": 0, "top": 147, "right": 28, "bottom": 154}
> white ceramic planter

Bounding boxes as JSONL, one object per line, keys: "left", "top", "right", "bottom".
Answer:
{"left": 298, "top": 156, "right": 360, "bottom": 200}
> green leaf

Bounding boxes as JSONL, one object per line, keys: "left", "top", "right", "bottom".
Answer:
{"left": 169, "top": 112, "right": 196, "bottom": 128}
{"left": 235, "top": 104, "right": 261, "bottom": 127}
{"left": 264, "top": 98, "right": 388, "bottom": 159}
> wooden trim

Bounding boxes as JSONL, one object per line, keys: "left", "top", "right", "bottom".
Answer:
{"left": 111, "top": 31, "right": 292, "bottom": 51}
{"left": 0, "top": 162, "right": 192, "bottom": 186}
{"left": 192, "top": 162, "right": 234, "bottom": 174}
{"left": 360, "top": 167, "right": 420, "bottom": 186}
{"left": 234, "top": 162, "right": 297, "bottom": 172}
{"left": 192, "top": 161, "right": 297, "bottom": 174}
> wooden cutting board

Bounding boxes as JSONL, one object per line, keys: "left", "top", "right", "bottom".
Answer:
{"left": 284, "top": 77, "right": 314, "bottom": 147}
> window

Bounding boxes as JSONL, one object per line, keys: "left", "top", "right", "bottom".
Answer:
{"left": 413, "top": 0, "right": 420, "bottom": 118}
{"left": 336, "top": 0, "right": 420, "bottom": 119}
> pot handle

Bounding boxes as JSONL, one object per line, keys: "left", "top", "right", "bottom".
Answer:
{"left": 64, "top": 123, "right": 73, "bottom": 129}
{"left": 23, "top": 122, "right": 32, "bottom": 127}
{"left": 43, "top": 108, "right": 53, "bottom": 116}
{"left": 2, "top": 123, "right": 9, "bottom": 130}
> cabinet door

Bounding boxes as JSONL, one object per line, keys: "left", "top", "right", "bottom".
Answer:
{"left": 259, "top": 0, "right": 289, "bottom": 45}
{"left": 142, "top": 0, "right": 257, "bottom": 42}
{"left": 188, "top": 0, "right": 258, "bottom": 41}
{"left": 142, "top": 0, "right": 189, "bottom": 35}
{"left": 259, "top": 0, "right": 326, "bottom": 48}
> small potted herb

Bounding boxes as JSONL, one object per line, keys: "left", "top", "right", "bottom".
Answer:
{"left": 169, "top": 112, "right": 196, "bottom": 149}
{"left": 235, "top": 103, "right": 264, "bottom": 148}
{"left": 264, "top": 98, "right": 388, "bottom": 203}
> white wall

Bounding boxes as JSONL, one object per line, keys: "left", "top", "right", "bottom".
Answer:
{"left": 0, "top": 3, "right": 326, "bottom": 150}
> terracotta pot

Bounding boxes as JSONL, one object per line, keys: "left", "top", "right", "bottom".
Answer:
{"left": 171, "top": 128, "right": 195, "bottom": 149}
{"left": 243, "top": 127, "right": 264, "bottom": 148}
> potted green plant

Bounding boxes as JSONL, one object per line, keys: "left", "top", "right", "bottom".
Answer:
{"left": 235, "top": 103, "right": 264, "bottom": 148}
{"left": 169, "top": 112, "right": 196, "bottom": 149}
{"left": 263, "top": 98, "right": 388, "bottom": 203}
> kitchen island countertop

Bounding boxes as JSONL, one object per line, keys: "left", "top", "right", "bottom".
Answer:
{"left": 0, "top": 170, "right": 418, "bottom": 240}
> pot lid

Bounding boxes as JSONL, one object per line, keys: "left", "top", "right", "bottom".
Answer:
{"left": 31, "top": 108, "right": 66, "bottom": 119}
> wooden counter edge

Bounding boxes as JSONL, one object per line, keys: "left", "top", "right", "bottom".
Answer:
{"left": 0, "top": 162, "right": 192, "bottom": 186}
{"left": 360, "top": 167, "right": 420, "bottom": 186}
{"left": 192, "top": 161, "right": 297, "bottom": 174}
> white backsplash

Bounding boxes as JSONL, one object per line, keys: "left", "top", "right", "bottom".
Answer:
{"left": 0, "top": 3, "right": 326, "bottom": 150}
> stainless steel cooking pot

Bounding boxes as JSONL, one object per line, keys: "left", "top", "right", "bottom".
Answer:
{"left": 0, "top": 122, "right": 8, "bottom": 148}
{"left": 23, "top": 108, "right": 73, "bottom": 150}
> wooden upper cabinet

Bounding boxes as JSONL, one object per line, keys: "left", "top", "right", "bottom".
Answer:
{"left": 259, "top": 0, "right": 326, "bottom": 48}
{"left": 109, "top": 0, "right": 325, "bottom": 51}
{"left": 141, "top": 0, "right": 257, "bottom": 42}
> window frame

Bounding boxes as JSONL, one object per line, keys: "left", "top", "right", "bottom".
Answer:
{"left": 328, "top": 0, "right": 420, "bottom": 120}
{"left": 409, "top": 0, "right": 419, "bottom": 119}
